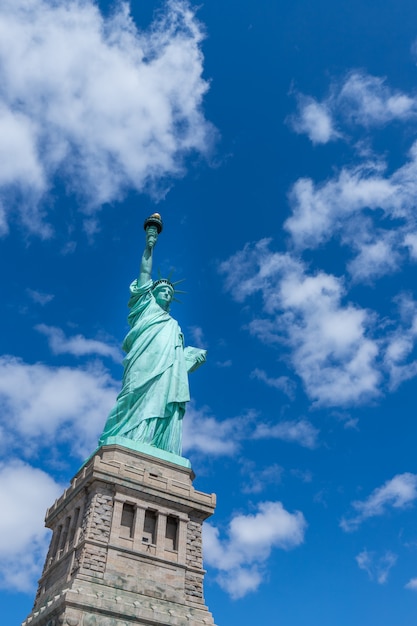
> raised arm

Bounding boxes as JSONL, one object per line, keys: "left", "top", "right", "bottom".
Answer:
{"left": 138, "top": 224, "right": 158, "bottom": 286}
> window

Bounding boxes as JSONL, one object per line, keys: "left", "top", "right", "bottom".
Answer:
{"left": 51, "top": 525, "right": 62, "bottom": 559}
{"left": 142, "top": 510, "right": 157, "bottom": 544}
{"left": 59, "top": 516, "right": 71, "bottom": 553}
{"left": 120, "top": 503, "right": 135, "bottom": 539}
{"left": 165, "top": 515, "right": 178, "bottom": 551}
{"left": 68, "top": 507, "right": 81, "bottom": 546}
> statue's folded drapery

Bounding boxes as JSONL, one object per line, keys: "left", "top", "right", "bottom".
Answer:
{"left": 99, "top": 279, "right": 194, "bottom": 455}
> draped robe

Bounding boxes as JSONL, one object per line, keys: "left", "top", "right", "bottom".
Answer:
{"left": 99, "top": 279, "right": 195, "bottom": 455}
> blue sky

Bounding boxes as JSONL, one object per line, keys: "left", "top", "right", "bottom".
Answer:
{"left": 2, "top": 0, "right": 417, "bottom": 624}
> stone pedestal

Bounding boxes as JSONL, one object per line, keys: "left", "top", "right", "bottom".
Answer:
{"left": 22, "top": 445, "right": 217, "bottom": 626}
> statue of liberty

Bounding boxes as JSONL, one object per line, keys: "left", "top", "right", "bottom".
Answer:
{"left": 98, "top": 213, "right": 206, "bottom": 457}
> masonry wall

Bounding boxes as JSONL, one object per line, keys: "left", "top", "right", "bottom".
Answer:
{"left": 23, "top": 445, "right": 217, "bottom": 626}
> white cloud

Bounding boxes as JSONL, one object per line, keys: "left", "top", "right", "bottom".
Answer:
{"left": 338, "top": 72, "right": 417, "bottom": 127}
{"left": 36, "top": 324, "right": 122, "bottom": 361}
{"left": 26, "top": 289, "right": 54, "bottom": 306}
{"left": 405, "top": 577, "right": 417, "bottom": 591}
{"left": 251, "top": 368, "right": 296, "bottom": 399}
{"left": 346, "top": 228, "right": 401, "bottom": 283}
{"left": 182, "top": 404, "right": 252, "bottom": 456}
{"left": 383, "top": 295, "right": 417, "bottom": 389}
{"left": 0, "top": 355, "right": 118, "bottom": 459}
{"left": 204, "top": 501, "right": 306, "bottom": 598}
{"left": 0, "top": 0, "right": 214, "bottom": 235}
{"left": 254, "top": 419, "right": 319, "bottom": 449}
{"left": 291, "top": 96, "right": 340, "bottom": 144}
{"left": 356, "top": 549, "right": 397, "bottom": 584}
{"left": 286, "top": 163, "right": 398, "bottom": 251}
{"left": 0, "top": 459, "right": 62, "bottom": 591}
{"left": 285, "top": 74, "right": 417, "bottom": 287}
{"left": 404, "top": 233, "right": 417, "bottom": 259}
{"left": 187, "top": 325, "right": 207, "bottom": 348}
{"left": 216, "top": 359, "right": 232, "bottom": 368}
{"left": 341, "top": 473, "right": 417, "bottom": 532}
{"left": 293, "top": 72, "right": 417, "bottom": 145}
{"left": 220, "top": 241, "right": 381, "bottom": 407}
{"left": 221, "top": 67, "right": 417, "bottom": 414}
{"left": 241, "top": 463, "right": 283, "bottom": 494}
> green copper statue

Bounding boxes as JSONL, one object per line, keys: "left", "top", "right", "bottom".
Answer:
{"left": 98, "top": 213, "right": 206, "bottom": 457}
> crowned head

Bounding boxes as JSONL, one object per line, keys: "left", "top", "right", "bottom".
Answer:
{"left": 152, "top": 279, "right": 174, "bottom": 311}
{"left": 152, "top": 277, "right": 185, "bottom": 311}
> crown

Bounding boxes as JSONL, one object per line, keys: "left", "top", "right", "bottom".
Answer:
{"left": 152, "top": 278, "right": 174, "bottom": 291}
{"left": 152, "top": 274, "right": 186, "bottom": 303}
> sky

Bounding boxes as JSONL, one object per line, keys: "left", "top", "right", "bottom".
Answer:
{"left": 2, "top": 0, "right": 417, "bottom": 624}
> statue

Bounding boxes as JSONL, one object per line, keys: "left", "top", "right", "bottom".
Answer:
{"left": 98, "top": 213, "right": 206, "bottom": 457}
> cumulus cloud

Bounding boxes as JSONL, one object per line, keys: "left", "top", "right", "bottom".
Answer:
{"left": 204, "top": 501, "right": 306, "bottom": 598}
{"left": 293, "top": 72, "right": 417, "bottom": 146}
{"left": 254, "top": 419, "right": 319, "bottom": 449}
{"left": 338, "top": 72, "right": 417, "bottom": 127}
{"left": 346, "top": 229, "right": 401, "bottom": 283}
{"left": 36, "top": 324, "right": 122, "bottom": 361}
{"left": 285, "top": 73, "right": 417, "bottom": 291}
{"left": 0, "top": 459, "right": 62, "bottom": 591}
{"left": 285, "top": 163, "right": 399, "bottom": 251}
{"left": 0, "top": 0, "right": 214, "bottom": 235}
{"left": 220, "top": 240, "right": 380, "bottom": 407}
{"left": 220, "top": 227, "right": 417, "bottom": 404}
{"left": 356, "top": 549, "right": 397, "bottom": 584}
{"left": 290, "top": 96, "right": 340, "bottom": 144}
{"left": 0, "top": 355, "right": 118, "bottom": 459}
{"left": 341, "top": 473, "right": 417, "bottom": 532}
{"left": 382, "top": 294, "right": 417, "bottom": 390}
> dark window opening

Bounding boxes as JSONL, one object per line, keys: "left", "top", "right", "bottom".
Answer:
{"left": 165, "top": 515, "right": 178, "bottom": 551}
{"left": 68, "top": 507, "right": 81, "bottom": 546}
{"left": 120, "top": 503, "right": 135, "bottom": 539}
{"left": 142, "top": 510, "right": 157, "bottom": 544}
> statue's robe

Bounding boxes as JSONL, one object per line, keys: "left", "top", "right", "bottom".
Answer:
{"left": 99, "top": 279, "right": 194, "bottom": 455}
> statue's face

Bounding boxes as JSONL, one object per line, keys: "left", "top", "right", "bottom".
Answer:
{"left": 154, "top": 285, "right": 174, "bottom": 310}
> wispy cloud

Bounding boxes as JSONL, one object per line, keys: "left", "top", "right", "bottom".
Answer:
{"left": 188, "top": 325, "right": 207, "bottom": 348}
{"left": 182, "top": 405, "right": 253, "bottom": 456}
{"left": 254, "top": 419, "right": 319, "bottom": 449}
{"left": 341, "top": 473, "right": 417, "bottom": 532}
{"left": 251, "top": 368, "right": 296, "bottom": 399}
{"left": 204, "top": 501, "right": 306, "bottom": 598}
{"left": 36, "top": 324, "right": 122, "bottom": 362}
{"left": 216, "top": 359, "right": 232, "bottom": 368}
{"left": 241, "top": 463, "right": 284, "bottom": 494}
{"left": 356, "top": 549, "right": 397, "bottom": 584}
{"left": 405, "top": 577, "right": 417, "bottom": 591}
{"left": 26, "top": 289, "right": 54, "bottom": 306}
{"left": 0, "top": 459, "right": 62, "bottom": 591}
{"left": 0, "top": 0, "right": 214, "bottom": 236}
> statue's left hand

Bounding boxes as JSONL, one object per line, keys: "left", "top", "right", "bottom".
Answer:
{"left": 195, "top": 352, "right": 206, "bottom": 365}
{"left": 185, "top": 347, "right": 207, "bottom": 373}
